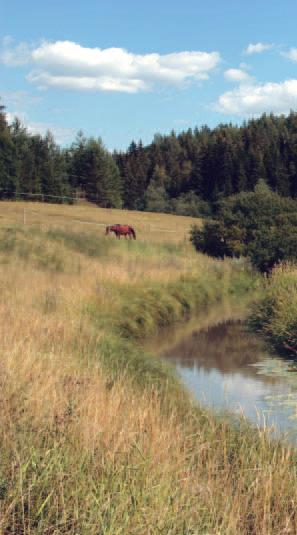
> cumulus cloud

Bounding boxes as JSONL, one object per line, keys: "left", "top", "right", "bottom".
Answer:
{"left": 1, "top": 39, "right": 220, "bottom": 93}
{"left": 215, "top": 79, "right": 297, "bottom": 115}
{"left": 244, "top": 42, "right": 274, "bottom": 55}
{"left": 224, "top": 68, "right": 251, "bottom": 82}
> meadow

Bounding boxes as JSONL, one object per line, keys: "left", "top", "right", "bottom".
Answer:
{"left": 1, "top": 201, "right": 297, "bottom": 534}
{"left": 0, "top": 201, "right": 199, "bottom": 244}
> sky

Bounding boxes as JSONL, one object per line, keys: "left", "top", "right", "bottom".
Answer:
{"left": 2, "top": 0, "right": 297, "bottom": 149}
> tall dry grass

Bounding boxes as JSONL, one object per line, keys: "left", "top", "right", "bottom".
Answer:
{"left": 0, "top": 204, "right": 296, "bottom": 533}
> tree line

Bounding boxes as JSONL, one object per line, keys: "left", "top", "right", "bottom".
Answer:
{"left": 2, "top": 98, "right": 297, "bottom": 214}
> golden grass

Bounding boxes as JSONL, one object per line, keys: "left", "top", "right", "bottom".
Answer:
{"left": 0, "top": 203, "right": 296, "bottom": 533}
{"left": 0, "top": 200, "right": 201, "bottom": 244}
{"left": 1, "top": 285, "right": 297, "bottom": 534}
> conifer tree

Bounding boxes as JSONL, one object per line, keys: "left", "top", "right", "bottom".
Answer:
{"left": 83, "top": 138, "right": 122, "bottom": 207}
{"left": 0, "top": 103, "right": 16, "bottom": 197}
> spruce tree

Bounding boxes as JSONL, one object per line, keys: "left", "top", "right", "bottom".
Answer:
{"left": 0, "top": 103, "right": 17, "bottom": 198}
{"left": 83, "top": 138, "right": 122, "bottom": 208}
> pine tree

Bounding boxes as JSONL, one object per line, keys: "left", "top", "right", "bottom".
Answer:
{"left": 145, "top": 165, "right": 169, "bottom": 212}
{"left": 69, "top": 131, "right": 89, "bottom": 191}
{"left": 83, "top": 139, "right": 122, "bottom": 208}
{"left": 121, "top": 141, "right": 149, "bottom": 210}
{"left": 40, "top": 132, "right": 72, "bottom": 202}
{"left": 0, "top": 103, "right": 17, "bottom": 198}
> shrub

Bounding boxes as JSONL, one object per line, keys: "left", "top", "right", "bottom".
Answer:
{"left": 191, "top": 181, "right": 297, "bottom": 272}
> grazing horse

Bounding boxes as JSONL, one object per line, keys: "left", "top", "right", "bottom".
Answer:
{"left": 105, "top": 224, "right": 136, "bottom": 240}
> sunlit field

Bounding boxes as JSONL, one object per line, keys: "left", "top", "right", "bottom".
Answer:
{"left": 0, "top": 200, "right": 201, "bottom": 244}
{"left": 0, "top": 201, "right": 297, "bottom": 534}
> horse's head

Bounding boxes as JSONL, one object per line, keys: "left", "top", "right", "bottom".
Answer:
{"left": 105, "top": 226, "right": 110, "bottom": 235}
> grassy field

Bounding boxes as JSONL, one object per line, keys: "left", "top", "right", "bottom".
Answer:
{"left": 0, "top": 200, "right": 200, "bottom": 243}
{"left": 1, "top": 202, "right": 297, "bottom": 534}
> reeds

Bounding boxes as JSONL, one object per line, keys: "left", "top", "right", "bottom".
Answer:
{"left": 250, "top": 263, "right": 297, "bottom": 356}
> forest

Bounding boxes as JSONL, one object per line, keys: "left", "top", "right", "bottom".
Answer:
{"left": 2, "top": 98, "right": 297, "bottom": 214}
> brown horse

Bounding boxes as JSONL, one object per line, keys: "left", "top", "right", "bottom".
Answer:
{"left": 105, "top": 224, "right": 136, "bottom": 239}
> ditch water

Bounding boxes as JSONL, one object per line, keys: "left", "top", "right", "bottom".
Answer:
{"left": 147, "top": 302, "right": 297, "bottom": 443}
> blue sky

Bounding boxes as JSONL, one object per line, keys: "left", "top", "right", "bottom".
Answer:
{"left": 2, "top": 0, "right": 297, "bottom": 149}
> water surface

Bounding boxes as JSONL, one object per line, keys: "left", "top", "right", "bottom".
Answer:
{"left": 150, "top": 305, "right": 297, "bottom": 442}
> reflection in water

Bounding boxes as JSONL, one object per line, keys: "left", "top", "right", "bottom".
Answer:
{"left": 159, "top": 319, "right": 297, "bottom": 441}
{"left": 163, "top": 320, "right": 269, "bottom": 377}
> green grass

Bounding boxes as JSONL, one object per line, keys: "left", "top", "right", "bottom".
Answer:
{"left": 115, "top": 267, "right": 251, "bottom": 341}
{"left": 46, "top": 227, "right": 113, "bottom": 258}
{"left": 0, "top": 226, "right": 71, "bottom": 272}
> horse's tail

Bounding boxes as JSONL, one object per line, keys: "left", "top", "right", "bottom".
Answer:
{"left": 105, "top": 226, "right": 109, "bottom": 235}
{"left": 130, "top": 227, "right": 136, "bottom": 240}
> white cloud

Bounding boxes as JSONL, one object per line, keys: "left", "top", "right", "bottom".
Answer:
{"left": 26, "top": 71, "right": 147, "bottom": 93}
{"left": 0, "top": 41, "right": 31, "bottom": 66}
{"left": 6, "top": 110, "right": 74, "bottom": 144}
{"left": 0, "top": 39, "right": 220, "bottom": 93}
{"left": 244, "top": 42, "right": 274, "bottom": 55}
{"left": 215, "top": 79, "right": 297, "bottom": 116}
{"left": 224, "top": 68, "right": 251, "bottom": 82}
{"left": 283, "top": 48, "right": 297, "bottom": 62}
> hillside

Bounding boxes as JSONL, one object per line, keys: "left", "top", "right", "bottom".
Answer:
{"left": 0, "top": 201, "right": 201, "bottom": 244}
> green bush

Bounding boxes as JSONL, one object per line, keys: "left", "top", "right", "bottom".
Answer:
{"left": 191, "top": 181, "right": 297, "bottom": 272}
{"left": 168, "top": 191, "right": 212, "bottom": 217}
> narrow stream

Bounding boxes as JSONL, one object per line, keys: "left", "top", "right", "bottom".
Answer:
{"left": 147, "top": 302, "right": 297, "bottom": 442}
